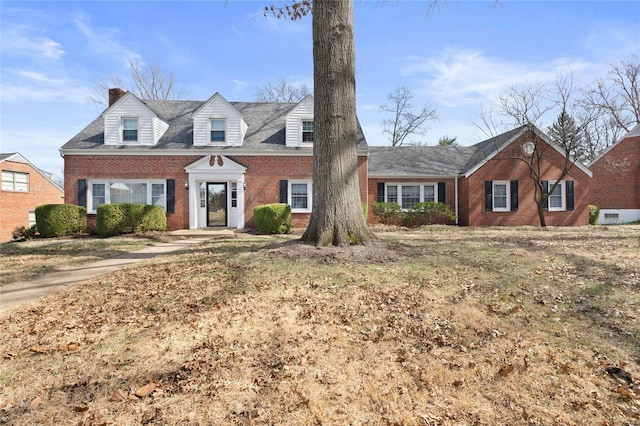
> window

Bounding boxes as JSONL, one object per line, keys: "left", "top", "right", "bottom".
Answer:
{"left": 548, "top": 181, "right": 564, "bottom": 211}
{"left": 210, "top": 119, "right": 226, "bottom": 142}
{"left": 88, "top": 180, "right": 166, "bottom": 213}
{"left": 29, "top": 211, "right": 36, "bottom": 227}
{"left": 230, "top": 182, "right": 238, "bottom": 208}
{"left": 302, "top": 120, "right": 314, "bottom": 143}
{"left": 493, "top": 181, "right": 509, "bottom": 211}
{"left": 2, "top": 171, "right": 29, "bottom": 192}
{"left": 604, "top": 213, "right": 619, "bottom": 219}
{"left": 384, "top": 183, "right": 439, "bottom": 210}
{"left": 288, "top": 181, "right": 312, "bottom": 212}
{"left": 122, "top": 118, "right": 138, "bottom": 142}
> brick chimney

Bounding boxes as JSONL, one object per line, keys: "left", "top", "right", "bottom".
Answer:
{"left": 108, "top": 88, "right": 126, "bottom": 106}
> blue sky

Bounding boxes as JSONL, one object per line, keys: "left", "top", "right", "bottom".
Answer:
{"left": 1, "top": 0, "right": 639, "bottom": 179}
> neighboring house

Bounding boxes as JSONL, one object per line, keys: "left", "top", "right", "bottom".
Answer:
{"left": 369, "top": 125, "right": 593, "bottom": 226}
{"left": 0, "top": 153, "right": 64, "bottom": 241}
{"left": 589, "top": 124, "right": 640, "bottom": 224}
{"left": 60, "top": 89, "right": 369, "bottom": 231}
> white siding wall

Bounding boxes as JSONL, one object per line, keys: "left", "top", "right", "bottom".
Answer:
{"left": 193, "top": 96, "right": 245, "bottom": 146}
{"left": 285, "top": 97, "right": 314, "bottom": 147}
{"left": 153, "top": 117, "right": 170, "bottom": 145}
{"left": 104, "top": 95, "right": 158, "bottom": 145}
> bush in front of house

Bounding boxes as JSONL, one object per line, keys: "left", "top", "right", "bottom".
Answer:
{"left": 96, "top": 204, "right": 167, "bottom": 237}
{"left": 11, "top": 225, "right": 38, "bottom": 241}
{"left": 372, "top": 201, "right": 455, "bottom": 227}
{"left": 589, "top": 205, "right": 600, "bottom": 225}
{"left": 35, "top": 204, "right": 87, "bottom": 238}
{"left": 254, "top": 203, "right": 291, "bottom": 234}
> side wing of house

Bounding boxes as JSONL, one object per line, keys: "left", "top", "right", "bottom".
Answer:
{"left": 588, "top": 124, "right": 640, "bottom": 224}
{"left": 0, "top": 153, "right": 64, "bottom": 241}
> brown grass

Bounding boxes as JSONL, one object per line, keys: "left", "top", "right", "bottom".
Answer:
{"left": 0, "top": 226, "right": 639, "bottom": 425}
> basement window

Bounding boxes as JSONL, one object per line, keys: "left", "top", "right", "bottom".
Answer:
{"left": 604, "top": 213, "right": 619, "bottom": 219}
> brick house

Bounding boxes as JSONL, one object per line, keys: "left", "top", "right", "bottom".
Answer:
{"left": 0, "top": 153, "right": 64, "bottom": 241}
{"left": 369, "top": 125, "right": 593, "bottom": 226}
{"left": 61, "top": 90, "right": 368, "bottom": 231}
{"left": 589, "top": 124, "right": 640, "bottom": 224}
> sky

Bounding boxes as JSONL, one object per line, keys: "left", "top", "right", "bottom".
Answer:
{"left": 1, "top": 0, "right": 639, "bottom": 180}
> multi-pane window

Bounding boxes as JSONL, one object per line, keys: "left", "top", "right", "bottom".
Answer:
{"left": 89, "top": 180, "right": 165, "bottom": 213}
{"left": 424, "top": 185, "right": 435, "bottom": 203}
{"left": 302, "top": 120, "right": 314, "bottom": 143}
{"left": 385, "top": 183, "right": 438, "bottom": 210}
{"left": 122, "top": 118, "right": 138, "bottom": 142}
{"left": 401, "top": 185, "right": 420, "bottom": 209}
{"left": 288, "top": 181, "right": 312, "bottom": 212}
{"left": 230, "top": 182, "right": 238, "bottom": 208}
{"left": 493, "top": 182, "right": 509, "bottom": 211}
{"left": 548, "top": 181, "right": 564, "bottom": 210}
{"left": 1, "top": 171, "right": 29, "bottom": 192}
{"left": 386, "top": 185, "right": 398, "bottom": 204}
{"left": 210, "top": 119, "right": 226, "bottom": 142}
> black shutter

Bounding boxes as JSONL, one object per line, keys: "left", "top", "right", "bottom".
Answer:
{"left": 542, "top": 181, "right": 549, "bottom": 210}
{"left": 377, "top": 182, "right": 385, "bottom": 202}
{"left": 77, "top": 179, "right": 87, "bottom": 208}
{"left": 566, "top": 180, "right": 574, "bottom": 211}
{"left": 510, "top": 180, "right": 519, "bottom": 211}
{"left": 485, "top": 181, "right": 493, "bottom": 211}
{"left": 437, "top": 182, "right": 446, "bottom": 204}
{"left": 279, "top": 180, "right": 288, "bottom": 203}
{"left": 166, "top": 179, "right": 175, "bottom": 213}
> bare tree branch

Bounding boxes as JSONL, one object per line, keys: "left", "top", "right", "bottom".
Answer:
{"left": 381, "top": 86, "right": 437, "bottom": 146}
{"left": 255, "top": 78, "right": 311, "bottom": 102}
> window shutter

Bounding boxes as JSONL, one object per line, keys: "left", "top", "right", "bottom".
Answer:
{"left": 437, "top": 182, "right": 446, "bottom": 204}
{"left": 510, "top": 180, "right": 519, "bottom": 211}
{"left": 377, "top": 183, "right": 385, "bottom": 202}
{"left": 566, "top": 180, "right": 574, "bottom": 211}
{"left": 166, "top": 179, "right": 175, "bottom": 213}
{"left": 77, "top": 179, "right": 87, "bottom": 208}
{"left": 542, "top": 181, "right": 549, "bottom": 210}
{"left": 279, "top": 180, "right": 288, "bottom": 203}
{"left": 484, "top": 181, "right": 493, "bottom": 211}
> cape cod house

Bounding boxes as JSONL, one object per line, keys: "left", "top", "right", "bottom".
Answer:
{"left": 589, "top": 123, "right": 640, "bottom": 224}
{"left": 1, "top": 153, "right": 64, "bottom": 241}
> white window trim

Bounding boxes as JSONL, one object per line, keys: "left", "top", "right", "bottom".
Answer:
{"left": 289, "top": 180, "right": 312, "bottom": 213}
{"left": 2, "top": 170, "right": 30, "bottom": 192}
{"left": 299, "top": 118, "right": 314, "bottom": 145}
{"left": 88, "top": 179, "right": 167, "bottom": 213}
{"left": 547, "top": 180, "right": 566, "bottom": 211}
{"left": 121, "top": 117, "right": 139, "bottom": 143}
{"left": 384, "top": 183, "right": 438, "bottom": 210}
{"left": 209, "top": 118, "right": 227, "bottom": 144}
{"left": 492, "top": 181, "right": 510, "bottom": 212}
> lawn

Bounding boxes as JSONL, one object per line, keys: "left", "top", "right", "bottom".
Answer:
{"left": 0, "top": 225, "right": 638, "bottom": 425}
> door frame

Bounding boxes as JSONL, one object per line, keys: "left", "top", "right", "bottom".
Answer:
{"left": 206, "top": 182, "right": 227, "bottom": 227}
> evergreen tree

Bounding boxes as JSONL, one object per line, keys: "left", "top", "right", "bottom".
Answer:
{"left": 548, "top": 110, "right": 585, "bottom": 162}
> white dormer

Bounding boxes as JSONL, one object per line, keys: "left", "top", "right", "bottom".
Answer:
{"left": 285, "top": 95, "right": 314, "bottom": 147}
{"left": 102, "top": 92, "right": 169, "bottom": 146}
{"left": 192, "top": 93, "right": 247, "bottom": 146}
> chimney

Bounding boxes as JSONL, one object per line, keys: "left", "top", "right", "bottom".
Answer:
{"left": 108, "top": 88, "right": 126, "bottom": 106}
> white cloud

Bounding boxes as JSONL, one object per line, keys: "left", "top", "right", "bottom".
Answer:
{"left": 3, "top": 68, "right": 91, "bottom": 103}
{"left": 1, "top": 23, "right": 65, "bottom": 60}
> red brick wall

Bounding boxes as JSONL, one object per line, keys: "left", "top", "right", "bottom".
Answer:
{"left": 463, "top": 134, "right": 591, "bottom": 227}
{"left": 367, "top": 177, "right": 457, "bottom": 224}
{"left": 589, "top": 135, "right": 640, "bottom": 209}
{"left": 64, "top": 154, "right": 369, "bottom": 230}
{"left": 1, "top": 160, "right": 64, "bottom": 241}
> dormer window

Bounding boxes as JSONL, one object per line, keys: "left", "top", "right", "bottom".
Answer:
{"left": 210, "top": 119, "right": 226, "bottom": 143}
{"left": 302, "top": 120, "right": 314, "bottom": 143}
{"left": 122, "top": 118, "right": 138, "bottom": 142}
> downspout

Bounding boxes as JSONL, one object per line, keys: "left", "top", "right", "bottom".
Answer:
{"left": 455, "top": 176, "right": 459, "bottom": 225}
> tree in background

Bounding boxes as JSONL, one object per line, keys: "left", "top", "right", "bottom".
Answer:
{"left": 266, "top": 0, "right": 372, "bottom": 246}
{"left": 255, "top": 78, "right": 311, "bottom": 102}
{"left": 438, "top": 135, "right": 458, "bottom": 147}
{"left": 381, "top": 86, "right": 437, "bottom": 146}
{"left": 547, "top": 110, "right": 585, "bottom": 162}
{"left": 88, "top": 58, "right": 185, "bottom": 107}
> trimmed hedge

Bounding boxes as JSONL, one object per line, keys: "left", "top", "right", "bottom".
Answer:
{"left": 589, "top": 205, "right": 600, "bottom": 225}
{"left": 96, "top": 204, "right": 167, "bottom": 237}
{"left": 35, "top": 204, "right": 87, "bottom": 238}
{"left": 254, "top": 203, "right": 291, "bottom": 234}
{"left": 372, "top": 201, "right": 456, "bottom": 227}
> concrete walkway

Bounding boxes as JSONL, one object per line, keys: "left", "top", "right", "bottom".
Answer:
{"left": 0, "top": 230, "right": 234, "bottom": 313}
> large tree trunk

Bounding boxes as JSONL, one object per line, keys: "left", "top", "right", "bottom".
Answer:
{"left": 301, "top": 0, "right": 372, "bottom": 246}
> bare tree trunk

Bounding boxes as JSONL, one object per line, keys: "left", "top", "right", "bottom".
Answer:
{"left": 301, "top": 0, "right": 372, "bottom": 246}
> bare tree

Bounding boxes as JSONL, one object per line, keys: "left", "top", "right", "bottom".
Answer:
{"left": 266, "top": 0, "right": 372, "bottom": 246}
{"left": 381, "top": 86, "right": 437, "bottom": 146}
{"left": 255, "top": 78, "right": 311, "bottom": 102}
{"left": 88, "top": 58, "right": 185, "bottom": 107}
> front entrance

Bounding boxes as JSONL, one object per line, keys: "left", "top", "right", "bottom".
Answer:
{"left": 207, "top": 182, "right": 227, "bottom": 227}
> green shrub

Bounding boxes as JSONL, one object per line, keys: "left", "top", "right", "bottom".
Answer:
{"left": 35, "top": 204, "right": 86, "bottom": 238}
{"left": 372, "top": 201, "right": 455, "bottom": 227}
{"left": 96, "top": 204, "right": 166, "bottom": 237}
{"left": 254, "top": 203, "right": 291, "bottom": 234}
{"left": 588, "top": 205, "right": 600, "bottom": 225}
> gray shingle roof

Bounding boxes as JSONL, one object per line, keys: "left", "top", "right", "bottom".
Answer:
{"left": 0, "top": 153, "right": 18, "bottom": 162}
{"left": 368, "top": 146, "right": 476, "bottom": 177}
{"left": 61, "top": 100, "right": 368, "bottom": 151}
